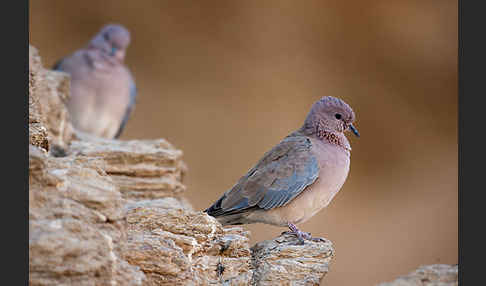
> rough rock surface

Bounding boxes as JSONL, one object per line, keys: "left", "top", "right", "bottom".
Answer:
{"left": 29, "top": 123, "right": 49, "bottom": 151}
{"left": 28, "top": 44, "right": 335, "bottom": 286}
{"left": 124, "top": 206, "right": 252, "bottom": 285}
{"left": 29, "top": 45, "right": 74, "bottom": 152}
{"left": 69, "top": 137, "right": 187, "bottom": 201}
{"left": 29, "top": 145, "right": 145, "bottom": 286}
{"left": 377, "top": 264, "right": 458, "bottom": 286}
{"left": 251, "top": 234, "right": 334, "bottom": 286}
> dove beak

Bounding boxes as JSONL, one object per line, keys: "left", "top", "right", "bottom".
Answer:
{"left": 349, "top": 124, "right": 360, "bottom": 137}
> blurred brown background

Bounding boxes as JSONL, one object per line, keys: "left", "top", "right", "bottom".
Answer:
{"left": 29, "top": 0, "right": 457, "bottom": 285}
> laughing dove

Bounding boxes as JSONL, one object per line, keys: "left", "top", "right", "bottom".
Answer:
{"left": 53, "top": 24, "right": 136, "bottom": 139}
{"left": 205, "top": 96, "right": 359, "bottom": 243}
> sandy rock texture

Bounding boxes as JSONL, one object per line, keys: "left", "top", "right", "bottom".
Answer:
{"left": 29, "top": 144, "right": 144, "bottom": 286}
{"left": 29, "top": 45, "right": 74, "bottom": 152}
{"left": 28, "top": 43, "right": 335, "bottom": 285}
{"left": 124, "top": 206, "right": 252, "bottom": 285}
{"left": 69, "top": 137, "right": 188, "bottom": 202}
{"left": 377, "top": 264, "right": 458, "bottom": 286}
{"left": 251, "top": 234, "right": 334, "bottom": 286}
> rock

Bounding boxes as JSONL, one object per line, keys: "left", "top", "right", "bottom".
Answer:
{"left": 29, "top": 144, "right": 146, "bottom": 285}
{"left": 69, "top": 138, "right": 187, "bottom": 201}
{"left": 29, "top": 46, "right": 49, "bottom": 152}
{"left": 29, "top": 46, "right": 44, "bottom": 124}
{"left": 123, "top": 206, "right": 252, "bottom": 285}
{"left": 124, "top": 197, "right": 194, "bottom": 212}
{"left": 29, "top": 44, "right": 74, "bottom": 152}
{"left": 122, "top": 204, "right": 335, "bottom": 286}
{"left": 29, "top": 123, "right": 49, "bottom": 152}
{"left": 30, "top": 218, "right": 116, "bottom": 285}
{"left": 29, "top": 145, "right": 123, "bottom": 222}
{"left": 377, "top": 264, "right": 458, "bottom": 286}
{"left": 251, "top": 234, "right": 334, "bottom": 286}
{"left": 29, "top": 144, "right": 145, "bottom": 286}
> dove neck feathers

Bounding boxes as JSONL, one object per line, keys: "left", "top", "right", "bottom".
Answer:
{"left": 299, "top": 121, "right": 351, "bottom": 152}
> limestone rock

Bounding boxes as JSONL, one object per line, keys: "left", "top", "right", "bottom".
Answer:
{"left": 29, "top": 123, "right": 49, "bottom": 152}
{"left": 251, "top": 234, "right": 334, "bottom": 286}
{"left": 29, "top": 145, "right": 123, "bottom": 222}
{"left": 69, "top": 138, "right": 187, "bottom": 201}
{"left": 29, "top": 144, "right": 145, "bottom": 286}
{"left": 41, "top": 70, "right": 73, "bottom": 148}
{"left": 30, "top": 218, "right": 117, "bottom": 286}
{"left": 124, "top": 206, "right": 252, "bottom": 285}
{"left": 124, "top": 197, "right": 194, "bottom": 212}
{"left": 29, "top": 44, "right": 74, "bottom": 151}
{"left": 29, "top": 45, "right": 44, "bottom": 124}
{"left": 29, "top": 45, "right": 49, "bottom": 152}
{"left": 377, "top": 264, "right": 458, "bottom": 286}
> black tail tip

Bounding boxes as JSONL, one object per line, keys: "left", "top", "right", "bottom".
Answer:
{"left": 204, "top": 196, "right": 225, "bottom": 217}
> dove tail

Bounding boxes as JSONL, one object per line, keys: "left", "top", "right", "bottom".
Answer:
{"left": 204, "top": 196, "right": 224, "bottom": 216}
{"left": 204, "top": 196, "right": 255, "bottom": 226}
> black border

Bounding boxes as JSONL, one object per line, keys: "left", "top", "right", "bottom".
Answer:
{"left": 24, "top": 1, "right": 29, "bottom": 285}
{"left": 459, "top": 0, "right": 486, "bottom": 284}
{"left": 14, "top": 0, "right": 29, "bottom": 284}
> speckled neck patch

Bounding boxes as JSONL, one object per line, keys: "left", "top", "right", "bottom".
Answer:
{"left": 316, "top": 128, "right": 351, "bottom": 152}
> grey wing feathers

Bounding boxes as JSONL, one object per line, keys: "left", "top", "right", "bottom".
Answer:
{"left": 114, "top": 81, "right": 137, "bottom": 139}
{"left": 257, "top": 157, "right": 318, "bottom": 209}
{"left": 205, "top": 133, "right": 319, "bottom": 216}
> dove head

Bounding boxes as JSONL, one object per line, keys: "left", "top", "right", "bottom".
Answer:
{"left": 89, "top": 24, "right": 131, "bottom": 62}
{"left": 304, "top": 96, "right": 359, "bottom": 137}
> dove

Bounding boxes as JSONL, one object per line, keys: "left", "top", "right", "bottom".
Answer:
{"left": 205, "top": 96, "right": 359, "bottom": 244}
{"left": 53, "top": 24, "right": 136, "bottom": 139}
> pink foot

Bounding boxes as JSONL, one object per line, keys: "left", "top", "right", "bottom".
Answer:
{"left": 283, "top": 223, "right": 327, "bottom": 245}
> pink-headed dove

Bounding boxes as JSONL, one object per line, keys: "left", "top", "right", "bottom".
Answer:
{"left": 205, "top": 96, "right": 359, "bottom": 244}
{"left": 53, "top": 24, "right": 136, "bottom": 139}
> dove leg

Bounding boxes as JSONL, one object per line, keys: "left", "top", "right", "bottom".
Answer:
{"left": 284, "top": 222, "right": 327, "bottom": 245}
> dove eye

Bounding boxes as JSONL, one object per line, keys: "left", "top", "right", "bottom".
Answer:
{"left": 335, "top": 113, "right": 342, "bottom": 120}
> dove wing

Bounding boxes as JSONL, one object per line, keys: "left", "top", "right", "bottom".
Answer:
{"left": 206, "top": 132, "right": 319, "bottom": 216}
